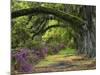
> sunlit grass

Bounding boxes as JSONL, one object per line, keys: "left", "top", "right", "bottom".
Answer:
{"left": 58, "top": 48, "right": 76, "bottom": 56}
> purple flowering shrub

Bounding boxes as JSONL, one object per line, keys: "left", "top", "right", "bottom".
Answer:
{"left": 46, "top": 43, "right": 65, "bottom": 55}
{"left": 19, "top": 61, "right": 33, "bottom": 73}
{"left": 33, "top": 47, "right": 48, "bottom": 59}
{"left": 12, "top": 47, "right": 49, "bottom": 73}
{"left": 12, "top": 43, "right": 66, "bottom": 74}
{"left": 59, "top": 43, "right": 65, "bottom": 50}
{"left": 12, "top": 48, "right": 33, "bottom": 73}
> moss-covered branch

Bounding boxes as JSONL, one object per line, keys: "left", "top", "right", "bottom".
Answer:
{"left": 42, "top": 25, "right": 66, "bottom": 33}
{"left": 32, "top": 24, "right": 65, "bottom": 39}
{"left": 12, "top": 6, "right": 85, "bottom": 25}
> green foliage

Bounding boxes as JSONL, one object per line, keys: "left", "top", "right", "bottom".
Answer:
{"left": 11, "top": 0, "right": 90, "bottom": 50}
{"left": 11, "top": 0, "right": 40, "bottom": 11}
{"left": 42, "top": 26, "right": 75, "bottom": 48}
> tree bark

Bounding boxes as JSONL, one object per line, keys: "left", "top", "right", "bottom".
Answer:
{"left": 75, "top": 6, "right": 96, "bottom": 58}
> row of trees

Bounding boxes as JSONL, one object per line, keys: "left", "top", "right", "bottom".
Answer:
{"left": 11, "top": 0, "right": 96, "bottom": 58}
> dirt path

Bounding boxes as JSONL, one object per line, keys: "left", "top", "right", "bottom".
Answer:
{"left": 33, "top": 56, "right": 96, "bottom": 73}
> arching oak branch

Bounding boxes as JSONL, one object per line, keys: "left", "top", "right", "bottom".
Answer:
{"left": 12, "top": 6, "right": 85, "bottom": 25}
{"left": 42, "top": 25, "right": 66, "bottom": 33}
{"left": 32, "top": 25, "right": 66, "bottom": 39}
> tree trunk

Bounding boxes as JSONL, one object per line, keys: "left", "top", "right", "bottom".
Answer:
{"left": 75, "top": 6, "right": 96, "bottom": 58}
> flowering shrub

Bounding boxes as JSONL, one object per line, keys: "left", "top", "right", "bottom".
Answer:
{"left": 59, "top": 44, "right": 65, "bottom": 49}
{"left": 12, "top": 48, "right": 33, "bottom": 73}
{"left": 19, "top": 61, "right": 33, "bottom": 73}
{"left": 40, "top": 47, "right": 48, "bottom": 57}
{"left": 12, "top": 43, "right": 66, "bottom": 73}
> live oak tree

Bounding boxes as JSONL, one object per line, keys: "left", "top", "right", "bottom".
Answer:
{"left": 75, "top": 6, "right": 96, "bottom": 58}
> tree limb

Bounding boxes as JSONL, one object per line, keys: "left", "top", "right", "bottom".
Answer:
{"left": 42, "top": 25, "right": 66, "bottom": 33}
{"left": 12, "top": 6, "right": 85, "bottom": 25}
{"left": 32, "top": 24, "right": 66, "bottom": 39}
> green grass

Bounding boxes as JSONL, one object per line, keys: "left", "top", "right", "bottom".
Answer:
{"left": 58, "top": 48, "right": 76, "bottom": 56}
{"left": 35, "top": 48, "right": 76, "bottom": 67}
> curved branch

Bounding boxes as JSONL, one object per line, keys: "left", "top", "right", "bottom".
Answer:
{"left": 12, "top": 6, "right": 85, "bottom": 25}
{"left": 42, "top": 25, "right": 66, "bottom": 33}
{"left": 32, "top": 24, "right": 66, "bottom": 39}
